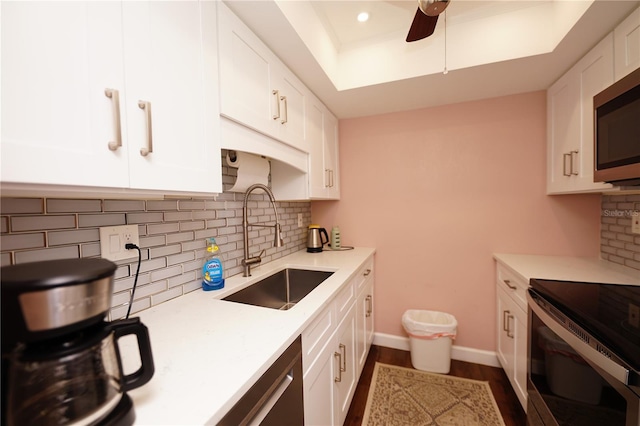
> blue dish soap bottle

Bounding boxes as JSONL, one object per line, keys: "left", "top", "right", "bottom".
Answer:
{"left": 202, "top": 237, "right": 225, "bottom": 291}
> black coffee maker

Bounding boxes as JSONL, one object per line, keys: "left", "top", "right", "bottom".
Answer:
{"left": 1, "top": 258, "right": 154, "bottom": 426}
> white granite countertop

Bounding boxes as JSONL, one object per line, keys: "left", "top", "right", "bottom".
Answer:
{"left": 493, "top": 253, "right": 639, "bottom": 285}
{"left": 120, "top": 247, "right": 375, "bottom": 425}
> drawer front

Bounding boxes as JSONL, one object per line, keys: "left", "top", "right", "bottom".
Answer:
{"left": 496, "top": 263, "right": 527, "bottom": 308}
{"left": 356, "top": 257, "right": 374, "bottom": 293}
{"left": 335, "top": 278, "right": 356, "bottom": 322}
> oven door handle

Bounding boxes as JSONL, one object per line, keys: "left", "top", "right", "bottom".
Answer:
{"left": 528, "top": 292, "right": 631, "bottom": 386}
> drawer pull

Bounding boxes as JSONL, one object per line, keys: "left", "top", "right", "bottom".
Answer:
{"left": 363, "top": 269, "right": 371, "bottom": 277}
{"left": 503, "top": 279, "right": 517, "bottom": 290}
{"left": 365, "top": 295, "right": 373, "bottom": 317}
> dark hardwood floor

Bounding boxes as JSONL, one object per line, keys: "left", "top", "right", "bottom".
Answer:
{"left": 344, "top": 345, "right": 527, "bottom": 426}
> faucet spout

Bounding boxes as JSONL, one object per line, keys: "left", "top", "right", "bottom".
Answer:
{"left": 242, "top": 184, "right": 284, "bottom": 277}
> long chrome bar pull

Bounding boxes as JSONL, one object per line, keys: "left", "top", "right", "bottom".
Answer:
{"left": 138, "top": 100, "right": 153, "bottom": 157}
{"left": 105, "top": 89, "right": 122, "bottom": 151}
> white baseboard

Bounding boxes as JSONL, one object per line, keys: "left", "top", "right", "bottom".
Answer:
{"left": 373, "top": 332, "right": 501, "bottom": 368}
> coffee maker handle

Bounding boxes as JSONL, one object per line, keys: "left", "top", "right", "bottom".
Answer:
{"left": 320, "top": 228, "right": 329, "bottom": 246}
{"left": 111, "top": 317, "right": 155, "bottom": 392}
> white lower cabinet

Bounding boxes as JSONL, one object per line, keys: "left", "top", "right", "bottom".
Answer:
{"left": 495, "top": 263, "right": 528, "bottom": 411}
{"left": 303, "top": 257, "right": 374, "bottom": 425}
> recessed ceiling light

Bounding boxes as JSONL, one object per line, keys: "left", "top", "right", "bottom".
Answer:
{"left": 357, "top": 12, "right": 369, "bottom": 23}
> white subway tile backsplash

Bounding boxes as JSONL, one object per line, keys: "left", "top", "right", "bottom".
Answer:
{"left": 0, "top": 153, "right": 311, "bottom": 317}
{"left": 47, "top": 199, "right": 101, "bottom": 213}
{"left": 48, "top": 229, "right": 100, "bottom": 246}
{"left": 78, "top": 213, "right": 126, "bottom": 228}
{"left": 103, "top": 199, "right": 146, "bottom": 212}
{"left": 601, "top": 195, "right": 640, "bottom": 272}
{"left": 15, "top": 246, "right": 80, "bottom": 263}
{"left": 1, "top": 198, "right": 44, "bottom": 214}
{"left": 12, "top": 215, "right": 76, "bottom": 232}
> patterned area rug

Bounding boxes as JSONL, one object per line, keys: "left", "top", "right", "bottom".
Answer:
{"left": 362, "top": 363, "right": 506, "bottom": 426}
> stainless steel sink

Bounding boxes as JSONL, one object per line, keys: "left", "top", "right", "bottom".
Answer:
{"left": 223, "top": 269, "right": 333, "bottom": 310}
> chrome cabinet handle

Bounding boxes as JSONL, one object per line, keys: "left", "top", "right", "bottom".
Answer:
{"left": 105, "top": 89, "right": 122, "bottom": 151}
{"left": 570, "top": 150, "right": 579, "bottom": 175}
{"left": 138, "top": 101, "right": 153, "bottom": 157}
{"left": 330, "top": 169, "right": 334, "bottom": 187}
{"left": 325, "top": 169, "right": 330, "bottom": 188}
{"left": 339, "top": 343, "right": 346, "bottom": 372}
{"left": 563, "top": 152, "right": 571, "bottom": 176}
{"left": 334, "top": 351, "right": 342, "bottom": 382}
{"left": 366, "top": 295, "right": 373, "bottom": 317}
{"left": 503, "top": 311, "right": 514, "bottom": 338}
{"left": 280, "top": 95, "right": 288, "bottom": 124}
{"left": 503, "top": 279, "right": 517, "bottom": 290}
{"left": 272, "top": 90, "right": 280, "bottom": 121}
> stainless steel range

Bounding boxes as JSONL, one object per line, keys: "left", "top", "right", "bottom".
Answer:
{"left": 527, "top": 278, "right": 640, "bottom": 426}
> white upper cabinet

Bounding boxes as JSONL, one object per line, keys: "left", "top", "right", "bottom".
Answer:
{"left": 308, "top": 99, "right": 340, "bottom": 200}
{"left": 218, "top": 2, "right": 308, "bottom": 153}
{"left": 1, "top": 2, "right": 129, "bottom": 188}
{"left": 547, "top": 34, "right": 616, "bottom": 194}
{"left": 122, "top": 1, "right": 221, "bottom": 193}
{"left": 614, "top": 7, "right": 640, "bottom": 81}
{"left": 1, "top": 1, "right": 221, "bottom": 195}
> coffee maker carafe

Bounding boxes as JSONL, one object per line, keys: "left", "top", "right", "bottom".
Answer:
{"left": 1, "top": 258, "right": 155, "bottom": 426}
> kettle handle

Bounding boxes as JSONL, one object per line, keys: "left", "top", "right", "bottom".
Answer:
{"left": 110, "top": 317, "right": 155, "bottom": 392}
{"left": 320, "top": 228, "right": 329, "bottom": 247}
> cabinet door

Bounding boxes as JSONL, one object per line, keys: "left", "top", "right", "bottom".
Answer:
{"left": 512, "top": 303, "right": 528, "bottom": 410}
{"left": 575, "top": 34, "right": 615, "bottom": 192}
{"left": 308, "top": 102, "right": 326, "bottom": 196}
{"left": 614, "top": 7, "right": 640, "bottom": 81}
{"left": 273, "top": 68, "right": 308, "bottom": 151}
{"left": 308, "top": 100, "right": 340, "bottom": 200}
{"left": 323, "top": 111, "right": 341, "bottom": 199}
{"left": 496, "top": 286, "right": 515, "bottom": 376}
{"left": 496, "top": 285, "right": 527, "bottom": 410}
{"left": 1, "top": 2, "right": 129, "bottom": 187}
{"left": 546, "top": 34, "right": 615, "bottom": 194}
{"left": 304, "top": 341, "right": 336, "bottom": 426}
{"left": 334, "top": 307, "right": 357, "bottom": 426}
{"left": 356, "top": 278, "right": 374, "bottom": 375}
{"left": 217, "top": 2, "right": 275, "bottom": 139}
{"left": 122, "top": 1, "right": 221, "bottom": 193}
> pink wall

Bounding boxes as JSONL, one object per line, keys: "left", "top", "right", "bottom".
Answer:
{"left": 311, "top": 91, "right": 601, "bottom": 352}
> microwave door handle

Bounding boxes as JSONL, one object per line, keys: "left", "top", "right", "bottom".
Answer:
{"left": 528, "top": 292, "right": 630, "bottom": 386}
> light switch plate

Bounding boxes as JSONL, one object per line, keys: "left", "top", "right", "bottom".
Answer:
{"left": 99, "top": 225, "right": 140, "bottom": 261}
{"left": 632, "top": 213, "right": 640, "bottom": 235}
{"left": 298, "top": 213, "right": 303, "bottom": 228}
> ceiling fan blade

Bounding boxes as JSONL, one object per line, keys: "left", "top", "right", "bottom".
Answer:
{"left": 406, "top": 7, "right": 438, "bottom": 42}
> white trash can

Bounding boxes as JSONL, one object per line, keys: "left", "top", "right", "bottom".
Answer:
{"left": 402, "top": 309, "right": 457, "bottom": 374}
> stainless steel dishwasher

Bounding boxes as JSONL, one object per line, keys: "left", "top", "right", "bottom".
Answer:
{"left": 217, "top": 336, "right": 304, "bottom": 426}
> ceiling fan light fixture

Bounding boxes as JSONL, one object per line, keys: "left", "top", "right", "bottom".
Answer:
{"left": 418, "top": 0, "right": 450, "bottom": 17}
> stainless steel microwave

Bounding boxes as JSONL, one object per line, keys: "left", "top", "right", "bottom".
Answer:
{"left": 593, "top": 67, "right": 640, "bottom": 186}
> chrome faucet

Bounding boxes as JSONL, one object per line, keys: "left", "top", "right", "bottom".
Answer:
{"left": 242, "top": 183, "right": 284, "bottom": 277}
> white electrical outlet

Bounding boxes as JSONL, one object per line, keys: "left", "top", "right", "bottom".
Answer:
{"left": 298, "top": 213, "right": 303, "bottom": 228}
{"left": 632, "top": 212, "right": 640, "bottom": 235}
{"left": 99, "top": 225, "right": 140, "bottom": 262}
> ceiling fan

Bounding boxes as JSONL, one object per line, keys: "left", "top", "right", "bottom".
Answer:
{"left": 406, "top": 0, "right": 450, "bottom": 42}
